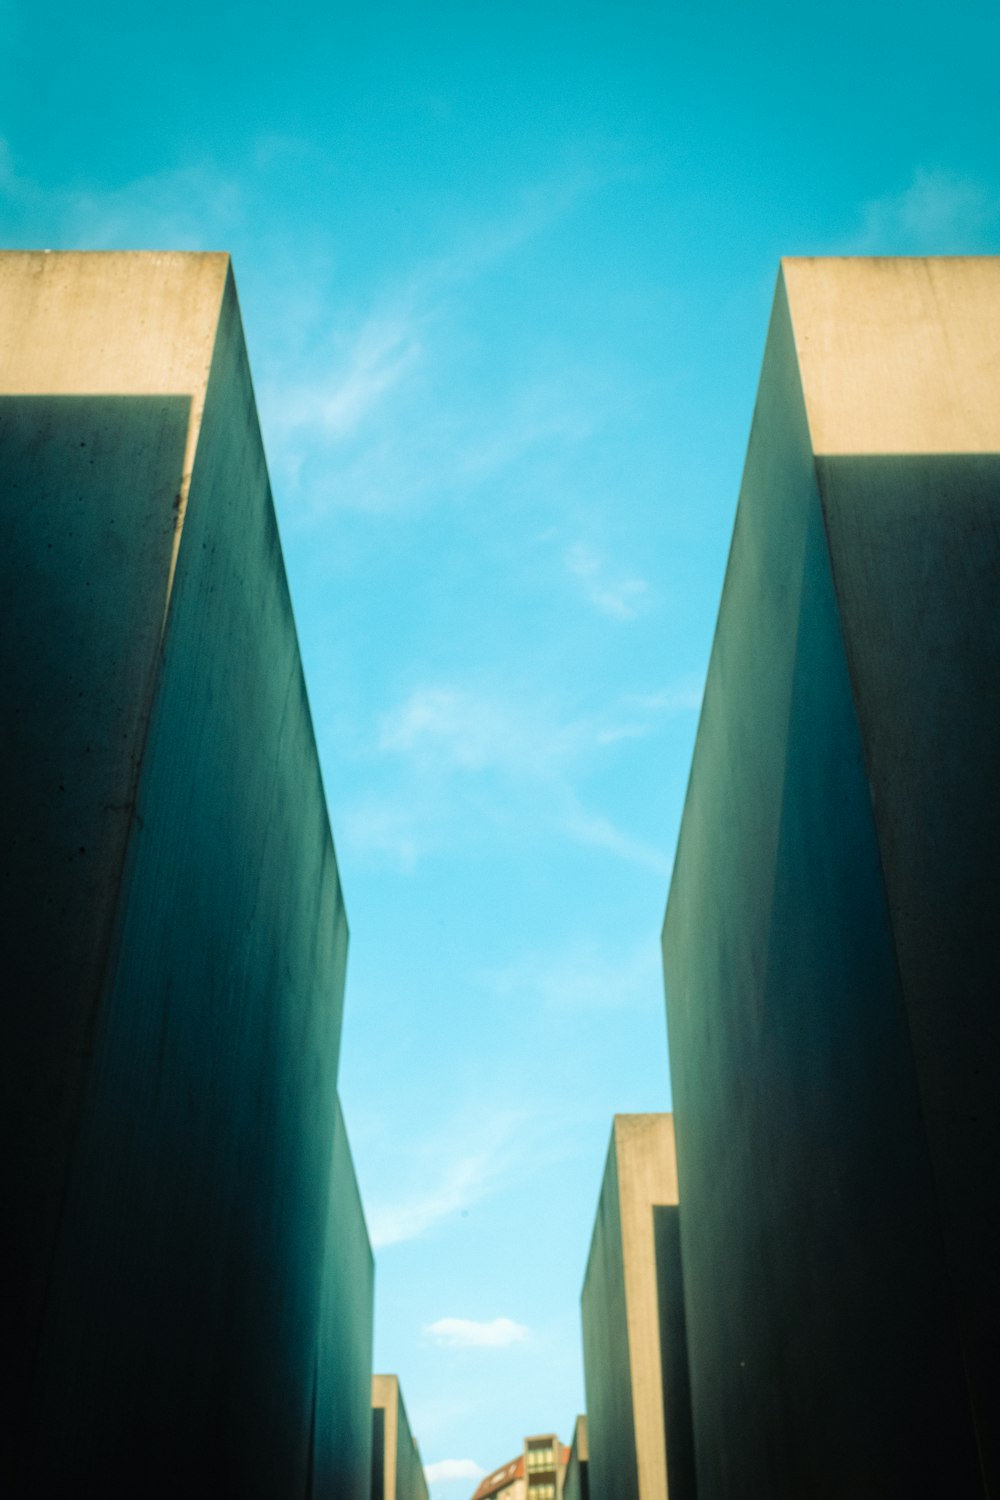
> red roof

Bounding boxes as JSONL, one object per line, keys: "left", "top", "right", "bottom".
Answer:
{"left": 471, "top": 1454, "right": 523, "bottom": 1500}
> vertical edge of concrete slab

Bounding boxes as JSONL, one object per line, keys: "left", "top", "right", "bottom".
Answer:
{"left": 661, "top": 263, "right": 983, "bottom": 1497}
{"left": 581, "top": 1114, "right": 679, "bottom": 1500}
{"left": 563, "top": 1416, "right": 589, "bottom": 1500}
{"left": 581, "top": 1124, "right": 640, "bottom": 1500}
{"left": 313, "top": 1097, "right": 375, "bottom": 1500}
{"left": 373, "top": 1376, "right": 428, "bottom": 1500}
{"left": 2, "top": 253, "right": 353, "bottom": 1497}
{"left": 616, "top": 1116, "right": 677, "bottom": 1500}
{"left": 394, "top": 1379, "right": 429, "bottom": 1500}
{"left": 0, "top": 251, "right": 229, "bottom": 1487}
{"left": 783, "top": 257, "right": 1000, "bottom": 1493}
{"left": 373, "top": 1376, "right": 400, "bottom": 1500}
{"left": 652, "top": 1208, "right": 696, "bottom": 1500}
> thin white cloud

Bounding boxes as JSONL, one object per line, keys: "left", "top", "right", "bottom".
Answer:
{"left": 366, "top": 1107, "right": 533, "bottom": 1249}
{"left": 254, "top": 162, "right": 627, "bottom": 517}
{"left": 564, "top": 541, "right": 648, "bottom": 620}
{"left": 349, "top": 680, "right": 678, "bottom": 872}
{"left": 267, "top": 309, "right": 424, "bottom": 443}
{"left": 425, "top": 1459, "right": 487, "bottom": 1485}
{"left": 559, "top": 792, "right": 672, "bottom": 877}
{"left": 484, "top": 936, "right": 662, "bottom": 1012}
{"left": 627, "top": 676, "right": 705, "bottom": 714}
{"left": 854, "top": 168, "right": 1000, "bottom": 254}
{"left": 378, "top": 686, "right": 585, "bottom": 776}
{"left": 424, "top": 1317, "right": 530, "bottom": 1349}
{"left": 339, "top": 797, "right": 421, "bottom": 872}
{"left": 0, "top": 141, "right": 245, "bottom": 252}
{"left": 66, "top": 164, "right": 244, "bottom": 251}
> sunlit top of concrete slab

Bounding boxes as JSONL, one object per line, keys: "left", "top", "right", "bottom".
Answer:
{"left": 0, "top": 252, "right": 229, "bottom": 395}
{"left": 781, "top": 256, "right": 1000, "bottom": 455}
{"left": 0, "top": 252, "right": 231, "bottom": 516}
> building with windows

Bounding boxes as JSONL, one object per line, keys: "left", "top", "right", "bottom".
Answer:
{"left": 470, "top": 1434, "right": 567, "bottom": 1500}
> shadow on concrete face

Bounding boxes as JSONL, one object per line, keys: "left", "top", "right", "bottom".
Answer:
{"left": 0, "top": 393, "right": 190, "bottom": 1485}
{"left": 818, "top": 450, "right": 1000, "bottom": 1497}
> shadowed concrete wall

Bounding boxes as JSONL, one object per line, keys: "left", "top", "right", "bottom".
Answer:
{"left": 0, "top": 252, "right": 364, "bottom": 1495}
{"left": 314, "top": 1098, "right": 375, "bottom": 1500}
{"left": 652, "top": 1208, "right": 696, "bottom": 1500}
{"left": 582, "top": 1115, "right": 685, "bottom": 1500}
{"left": 662, "top": 257, "right": 1000, "bottom": 1499}
{"left": 372, "top": 1376, "right": 429, "bottom": 1500}
{"left": 563, "top": 1416, "right": 589, "bottom": 1500}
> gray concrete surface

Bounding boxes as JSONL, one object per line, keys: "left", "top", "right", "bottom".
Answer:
{"left": 662, "top": 257, "right": 1000, "bottom": 1499}
{"left": 563, "top": 1416, "right": 589, "bottom": 1500}
{"left": 0, "top": 252, "right": 364, "bottom": 1496}
{"left": 314, "top": 1098, "right": 375, "bottom": 1500}
{"left": 581, "top": 1115, "right": 687, "bottom": 1500}
{"left": 372, "top": 1375, "right": 430, "bottom": 1500}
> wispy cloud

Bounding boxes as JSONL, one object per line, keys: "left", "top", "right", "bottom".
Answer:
{"left": 564, "top": 541, "right": 648, "bottom": 620}
{"left": 559, "top": 793, "right": 671, "bottom": 876}
{"left": 378, "top": 685, "right": 587, "bottom": 776}
{"left": 627, "top": 677, "right": 705, "bottom": 714}
{"left": 483, "top": 936, "right": 662, "bottom": 1012}
{"left": 365, "top": 1107, "right": 533, "bottom": 1249}
{"left": 339, "top": 797, "right": 422, "bottom": 872}
{"left": 65, "top": 164, "right": 244, "bottom": 250}
{"left": 0, "top": 139, "right": 245, "bottom": 251}
{"left": 424, "top": 1317, "right": 530, "bottom": 1349}
{"left": 254, "top": 164, "right": 624, "bottom": 516}
{"left": 266, "top": 309, "right": 425, "bottom": 445}
{"left": 342, "top": 677, "right": 693, "bottom": 872}
{"left": 425, "top": 1459, "right": 487, "bottom": 1485}
{"left": 854, "top": 168, "right": 1000, "bottom": 254}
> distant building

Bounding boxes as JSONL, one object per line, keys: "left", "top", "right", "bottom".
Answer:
{"left": 471, "top": 1433, "right": 568, "bottom": 1500}
{"left": 471, "top": 1452, "right": 524, "bottom": 1500}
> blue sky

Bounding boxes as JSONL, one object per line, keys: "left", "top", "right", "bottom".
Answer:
{"left": 5, "top": 0, "right": 999, "bottom": 1491}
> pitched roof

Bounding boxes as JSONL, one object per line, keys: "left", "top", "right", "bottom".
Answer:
{"left": 470, "top": 1454, "right": 523, "bottom": 1500}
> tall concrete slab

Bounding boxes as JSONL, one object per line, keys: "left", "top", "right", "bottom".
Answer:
{"left": 582, "top": 1115, "right": 691, "bottom": 1500}
{"left": 372, "top": 1375, "right": 429, "bottom": 1500}
{"left": 0, "top": 252, "right": 355, "bottom": 1494}
{"left": 662, "top": 257, "right": 1000, "bottom": 1498}
{"left": 563, "top": 1417, "right": 589, "bottom": 1500}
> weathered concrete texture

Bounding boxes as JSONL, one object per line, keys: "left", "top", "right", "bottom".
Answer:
{"left": 662, "top": 257, "right": 1000, "bottom": 1500}
{"left": 563, "top": 1417, "right": 589, "bottom": 1500}
{"left": 0, "top": 253, "right": 358, "bottom": 1495}
{"left": 372, "top": 1376, "right": 429, "bottom": 1500}
{"left": 314, "top": 1099, "right": 375, "bottom": 1500}
{"left": 582, "top": 1115, "right": 688, "bottom": 1500}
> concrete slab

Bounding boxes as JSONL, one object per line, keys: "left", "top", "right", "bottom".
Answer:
{"left": 0, "top": 252, "right": 355, "bottom": 1495}
{"left": 662, "top": 257, "right": 1000, "bottom": 1498}
{"left": 563, "top": 1416, "right": 589, "bottom": 1500}
{"left": 581, "top": 1115, "right": 692, "bottom": 1500}
{"left": 372, "top": 1375, "right": 430, "bottom": 1500}
{"left": 313, "top": 1098, "right": 375, "bottom": 1500}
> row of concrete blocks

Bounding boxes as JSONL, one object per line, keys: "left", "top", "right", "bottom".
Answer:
{"left": 571, "top": 259, "right": 1000, "bottom": 1499}
{"left": 0, "top": 252, "right": 430, "bottom": 1498}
